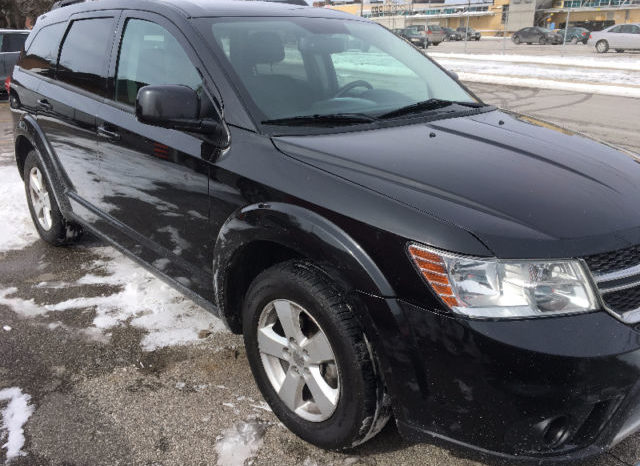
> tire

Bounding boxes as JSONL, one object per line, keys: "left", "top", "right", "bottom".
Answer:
{"left": 513, "top": 35, "right": 521, "bottom": 44}
{"left": 242, "top": 260, "right": 390, "bottom": 450}
{"left": 570, "top": 37, "right": 578, "bottom": 44}
{"left": 23, "top": 151, "right": 83, "bottom": 246}
{"left": 615, "top": 49, "right": 624, "bottom": 53}
{"left": 596, "top": 40, "right": 609, "bottom": 53}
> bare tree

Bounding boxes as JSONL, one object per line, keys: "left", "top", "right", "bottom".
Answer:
{"left": 0, "top": 0, "right": 54, "bottom": 28}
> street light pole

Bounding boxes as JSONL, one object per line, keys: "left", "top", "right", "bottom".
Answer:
{"left": 563, "top": 6, "right": 571, "bottom": 45}
{"left": 464, "top": 0, "right": 471, "bottom": 53}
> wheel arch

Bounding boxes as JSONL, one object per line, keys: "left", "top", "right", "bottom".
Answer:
{"left": 213, "top": 202, "right": 395, "bottom": 334}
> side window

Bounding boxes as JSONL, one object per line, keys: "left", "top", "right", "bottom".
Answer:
{"left": 610, "top": 25, "right": 623, "bottom": 33}
{"left": 632, "top": 25, "right": 640, "bottom": 34}
{"left": 58, "top": 17, "right": 115, "bottom": 97}
{"left": 21, "top": 23, "right": 66, "bottom": 76}
{"left": 2, "top": 33, "right": 27, "bottom": 52}
{"left": 115, "top": 19, "right": 202, "bottom": 106}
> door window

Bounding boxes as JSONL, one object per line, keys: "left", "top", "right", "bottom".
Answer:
{"left": 1, "top": 33, "right": 27, "bottom": 52}
{"left": 115, "top": 19, "right": 202, "bottom": 106}
{"left": 609, "top": 25, "right": 623, "bottom": 33}
{"left": 21, "top": 22, "right": 66, "bottom": 76}
{"left": 58, "top": 18, "right": 115, "bottom": 96}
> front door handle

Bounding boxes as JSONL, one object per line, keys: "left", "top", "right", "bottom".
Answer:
{"left": 37, "top": 99, "right": 52, "bottom": 111}
{"left": 97, "top": 125, "right": 121, "bottom": 141}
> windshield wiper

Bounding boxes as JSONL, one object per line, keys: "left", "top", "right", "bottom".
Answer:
{"left": 262, "top": 113, "right": 378, "bottom": 127}
{"left": 379, "top": 99, "right": 486, "bottom": 120}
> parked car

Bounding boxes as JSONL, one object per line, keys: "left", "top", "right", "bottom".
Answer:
{"left": 512, "top": 26, "right": 563, "bottom": 44}
{"left": 401, "top": 27, "right": 429, "bottom": 48}
{"left": 589, "top": 23, "right": 640, "bottom": 53}
{"left": 556, "top": 26, "right": 590, "bottom": 44}
{"left": 12, "top": 0, "right": 640, "bottom": 462}
{"left": 456, "top": 26, "right": 481, "bottom": 41}
{"left": 407, "top": 24, "right": 446, "bottom": 45}
{"left": 0, "top": 29, "right": 29, "bottom": 98}
{"left": 442, "top": 27, "right": 462, "bottom": 41}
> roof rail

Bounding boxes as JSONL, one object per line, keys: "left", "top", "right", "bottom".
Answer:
{"left": 51, "top": 0, "right": 86, "bottom": 10}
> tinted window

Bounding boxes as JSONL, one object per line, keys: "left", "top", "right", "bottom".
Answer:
{"left": 1, "top": 33, "right": 27, "bottom": 52}
{"left": 21, "top": 23, "right": 66, "bottom": 76}
{"left": 609, "top": 25, "right": 623, "bottom": 33}
{"left": 115, "top": 19, "right": 202, "bottom": 106}
{"left": 632, "top": 25, "right": 640, "bottom": 34}
{"left": 58, "top": 18, "right": 114, "bottom": 96}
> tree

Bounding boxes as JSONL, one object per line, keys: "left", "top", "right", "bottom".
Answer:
{"left": 0, "top": 0, "right": 54, "bottom": 28}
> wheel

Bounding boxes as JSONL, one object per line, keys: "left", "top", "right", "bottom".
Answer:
{"left": 242, "top": 260, "right": 390, "bottom": 450}
{"left": 432, "top": 41, "right": 439, "bottom": 46}
{"left": 527, "top": 42, "right": 532, "bottom": 45}
{"left": 23, "top": 151, "right": 83, "bottom": 245}
{"left": 615, "top": 49, "right": 624, "bottom": 53}
{"left": 596, "top": 40, "right": 609, "bottom": 53}
{"left": 513, "top": 35, "right": 521, "bottom": 44}
{"left": 570, "top": 37, "right": 578, "bottom": 44}
{"left": 539, "top": 36, "right": 546, "bottom": 45}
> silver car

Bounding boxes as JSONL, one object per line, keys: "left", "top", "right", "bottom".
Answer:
{"left": 588, "top": 23, "right": 640, "bottom": 53}
{"left": 406, "top": 24, "right": 446, "bottom": 46}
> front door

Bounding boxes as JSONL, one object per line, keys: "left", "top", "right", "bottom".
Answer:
{"left": 95, "top": 13, "right": 214, "bottom": 299}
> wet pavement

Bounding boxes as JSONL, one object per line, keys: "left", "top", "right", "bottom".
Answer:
{"left": 1, "top": 85, "right": 640, "bottom": 466}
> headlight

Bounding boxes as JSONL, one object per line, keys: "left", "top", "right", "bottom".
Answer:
{"left": 408, "top": 244, "right": 598, "bottom": 318}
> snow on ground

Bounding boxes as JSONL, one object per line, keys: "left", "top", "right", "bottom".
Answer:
{"left": 215, "top": 420, "right": 267, "bottom": 466}
{"left": 29, "top": 246, "right": 226, "bottom": 350}
{"left": 0, "top": 387, "right": 34, "bottom": 462}
{"left": 0, "top": 152, "right": 38, "bottom": 252}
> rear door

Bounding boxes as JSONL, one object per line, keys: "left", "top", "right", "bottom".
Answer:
{"left": 94, "top": 11, "right": 214, "bottom": 298}
{"left": 35, "top": 13, "right": 118, "bottom": 215}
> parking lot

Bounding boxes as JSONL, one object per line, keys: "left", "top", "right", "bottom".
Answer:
{"left": 1, "top": 74, "right": 640, "bottom": 465}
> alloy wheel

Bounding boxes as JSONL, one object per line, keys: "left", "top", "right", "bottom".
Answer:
{"left": 257, "top": 299, "right": 340, "bottom": 422}
{"left": 29, "top": 166, "right": 53, "bottom": 231}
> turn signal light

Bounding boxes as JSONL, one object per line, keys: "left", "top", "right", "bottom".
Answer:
{"left": 408, "top": 245, "right": 460, "bottom": 307}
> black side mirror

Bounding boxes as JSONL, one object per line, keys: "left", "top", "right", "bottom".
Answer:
{"left": 136, "top": 85, "right": 228, "bottom": 147}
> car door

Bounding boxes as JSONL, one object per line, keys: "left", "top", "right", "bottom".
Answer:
{"left": 630, "top": 25, "right": 640, "bottom": 49}
{"left": 606, "top": 25, "right": 624, "bottom": 48}
{"left": 95, "top": 12, "right": 214, "bottom": 298}
{"left": 35, "top": 13, "right": 118, "bottom": 216}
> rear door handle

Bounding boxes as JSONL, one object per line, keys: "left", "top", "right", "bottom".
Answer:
{"left": 37, "top": 99, "right": 52, "bottom": 111}
{"left": 97, "top": 125, "right": 120, "bottom": 141}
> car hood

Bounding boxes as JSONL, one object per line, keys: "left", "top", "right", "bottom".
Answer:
{"left": 272, "top": 110, "right": 640, "bottom": 259}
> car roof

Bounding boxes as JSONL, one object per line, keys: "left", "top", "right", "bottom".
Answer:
{"left": 40, "top": 0, "right": 360, "bottom": 21}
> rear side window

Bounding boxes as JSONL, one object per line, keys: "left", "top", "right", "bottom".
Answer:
{"left": 2, "top": 33, "right": 27, "bottom": 52}
{"left": 58, "top": 17, "right": 115, "bottom": 97}
{"left": 115, "top": 19, "right": 202, "bottom": 106}
{"left": 21, "top": 23, "right": 66, "bottom": 76}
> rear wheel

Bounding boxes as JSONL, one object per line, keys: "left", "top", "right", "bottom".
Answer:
{"left": 242, "top": 260, "right": 390, "bottom": 450}
{"left": 23, "top": 151, "right": 82, "bottom": 246}
{"left": 570, "top": 37, "right": 578, "bottom": 44}
{"left": 596, "top": 40, "right": 609, "bottom": 53}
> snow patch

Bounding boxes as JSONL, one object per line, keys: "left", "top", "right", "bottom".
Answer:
{"left": 0, "top": 387, "right": 34, "bottom": 462}
{"left": 0, "top": 154, "right": 38, "bottom": 252}
{"left": 2, "top": 326, "right": 10, "bottom": 331}
{"left": 215, "top": 421, "right": 267, "bottom": 466}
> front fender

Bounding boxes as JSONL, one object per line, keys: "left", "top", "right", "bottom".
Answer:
{"left": 213, "top": 202, "right": 395, "bottom": 328}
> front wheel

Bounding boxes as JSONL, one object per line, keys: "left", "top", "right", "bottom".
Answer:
{"left": 539, "top": 36, "right": 546, "bottom": 45}
{"left": 596, "top": 40, "right": 609, "bottom": 53}
{"left": 242, "top": 261, "right": 390, "bottom": 450}
{"left": 23, "top": 151, "right": 83, "bottom": 246}
{"left": 513, "top": 35, "right": 521, "bottom": 44}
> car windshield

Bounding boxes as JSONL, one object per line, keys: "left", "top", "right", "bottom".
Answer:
{"left": 197, "top": 17, "right": 475, "bottom": 125}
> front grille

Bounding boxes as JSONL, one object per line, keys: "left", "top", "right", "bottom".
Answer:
{"left": 584, "top": 244, "right": 640, "bottom": 276}
{"left": 584, "top": 244, "right": 640, "bottom": 323}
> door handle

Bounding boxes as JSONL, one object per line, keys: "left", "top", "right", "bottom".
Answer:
{"left": 37, "top": 99, "right": 52, "bottom": 111}
{"left": 97, "top": 125, "right": 121, "bottom": 141}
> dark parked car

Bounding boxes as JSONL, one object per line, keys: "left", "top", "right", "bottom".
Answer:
{"left": 442, "top": 26, "right": 462, "bottom": 41}
{"left": 456, "top": 26, "right": 481, "bottom": 41}
{"left": 400, "top": 27, "right": 429, "bottom": 48}
{"left": 11, "top": 0, "right": 640, "bottom": 462}
{"left": 556, "top": 26, "right": 590, "bottom": 44}
{"left": 513, "top": 26, "right": 563, "bottom": 44}
{"left": 0, "top": 29, "right": 29, "bottom": 98}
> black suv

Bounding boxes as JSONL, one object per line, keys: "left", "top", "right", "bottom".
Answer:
{"left": 10, "top": 0, "right": 640, "bottom": 461}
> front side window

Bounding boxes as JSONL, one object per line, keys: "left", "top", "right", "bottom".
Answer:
{"left": 58, "top": 18, "right": 115, "bottom": 96}
{"left": 21, "top": 23, "right": 66, "bottom": 76}
{"left": 115, "top": 19, "right": 202, "bottom": 106}
{"left": 202, "top": 17, "right": 473, "bottom": 124}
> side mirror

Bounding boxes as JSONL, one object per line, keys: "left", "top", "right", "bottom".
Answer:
{"left": 136, "top": 85, "right": 228, "bottom": 147}
{"left": 447, "top": 70, "right": 459, "bottom": 81}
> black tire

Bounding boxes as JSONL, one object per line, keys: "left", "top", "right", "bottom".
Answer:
{"left": 242, "top": 260, "right": 390, "bottom": 450}
{"left": 513, "top": 35, "right": 521, "bottom": 44}
{"left": 570, "top": 37, "right": 578, "bottom": 44}
{"left": 23, "top": 150, "right": 83, "bottom": 246}
{"left": 615, "top": 49, "right": 624, "bottom": 53}
{"left": 596, "top": 39, "right": 609, "bottom": 53}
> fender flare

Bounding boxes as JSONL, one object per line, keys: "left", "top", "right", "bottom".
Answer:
{"left": 14, "top": 113, "right": 72, "bottom": 215}
{"left": 212, "top": 202, "right": 395, "bottom": 332}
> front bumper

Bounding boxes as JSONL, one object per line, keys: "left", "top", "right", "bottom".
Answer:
{"left": 359, "top": 294, "right": 640, "bottom": 462}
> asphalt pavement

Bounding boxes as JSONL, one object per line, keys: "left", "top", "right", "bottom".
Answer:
{"left": 1, "top": 81, "right": 640, "bottom": 466}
